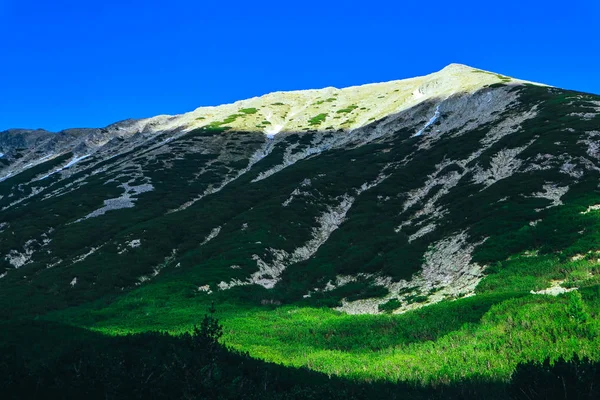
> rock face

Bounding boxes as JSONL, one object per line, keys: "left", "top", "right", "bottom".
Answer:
{"left": 0, "top": 64, "right": 598, "bottom": 316}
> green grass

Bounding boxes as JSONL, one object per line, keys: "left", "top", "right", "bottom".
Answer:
{"left": 472, "top": 69, "right": 512, "bottom": 83}
{"left": 48, "top": 285, "right": 600, "bottom": 384}
{"left": 308, "top": 113, "right": 328, "bottom": 125}
{"left": 336, "top": 105, "right": 359, "bottom": 114}
{"left": 240, "top": 108, "right": 258, "bottom": 115}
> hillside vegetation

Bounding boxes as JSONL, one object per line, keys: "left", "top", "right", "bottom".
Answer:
{"left": 1, "top": 64, "right": 599, "bottom": 397}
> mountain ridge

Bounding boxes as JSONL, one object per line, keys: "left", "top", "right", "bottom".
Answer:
{"left": 0, "top": 63, "right": 542, "bottom": 183}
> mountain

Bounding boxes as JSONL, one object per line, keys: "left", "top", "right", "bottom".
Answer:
{"left": 1, "top": 64, "right": 600, "bottom": 389}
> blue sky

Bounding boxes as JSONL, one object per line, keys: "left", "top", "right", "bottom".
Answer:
{"left": 1, "top": 0, "right": 598, "bottom": 131}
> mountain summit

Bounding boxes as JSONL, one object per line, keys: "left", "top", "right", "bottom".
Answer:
{"left": 0, "top": 63, "right": 537, "bottom": 180}
{"left": 1, "top": 64, "right": 600, "bottom": 384}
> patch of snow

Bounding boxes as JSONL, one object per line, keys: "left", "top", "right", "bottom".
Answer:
{"left": 39, "top": 154, "right": 91, "bottom": 180}
{"left": 70, "top": 277, "right": 77, "bottom": 287}
{"left": 39, "top": 154, "right": 54, "bottom": 161}
{"left": 262, "top": 110, "right": 284, "bottom": 138}
{"left": 413, "top": 105, "right": 441, "bottom": 137}
{"left": 0, "top": 172, "right": 13, "bottom": 182}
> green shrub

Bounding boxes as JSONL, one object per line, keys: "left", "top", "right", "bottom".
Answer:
{"left": 308, "top": 114, "right": 328, "bottom": 125}
{"left": 378, "top": 298, "right": 401, "bottom": 313}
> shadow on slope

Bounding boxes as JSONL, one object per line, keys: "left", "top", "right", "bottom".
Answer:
{"left": 4, "top": 317, "right": 599, "bottom": 400}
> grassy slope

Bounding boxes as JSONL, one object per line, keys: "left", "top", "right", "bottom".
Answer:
{"left": 51, "top": 190, "right": 600, "bottom": 382}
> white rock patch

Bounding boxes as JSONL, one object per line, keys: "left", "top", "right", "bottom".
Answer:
{"left": 77, "top": 182, "right": 153, "bottom": 221}
{"left": 531, "top": 280, "right": 576, "bottom": 296}
{"left": 473, "top": 146, "right": 528, "bottom": 188}
{"left": 335, "top": 231, "right": 486, "bottom": 315}
{"left": 408, "top": 223, "right": 437, "bottom": 242}
{"left": 136, "top": 250, "right": 177, "bottom": 285}
{"left": 218, "top": 175, "right": 389, "bottom": 290}
{"left": 72, "top": 245, "right": 103, "bottom": 264}
{"left": 198, "top": 285, "right": 213, "bottom": 294}
{"left": 247, "top": 194, "right": 356, "bottom": 289}
{"left": 201, "top": 226, "right": 221, "bottom": 245}
{"left": 532, "top": 184, "right": 569, "bottom": 208}
{"left": 118, "top": 239, "right": 142, "bottom": 254}
{"left": 5, "top": 249, "right": 33, "bottom": 268}
{"left": 582, "top": 204, "right": 600, "bottom": 214}
{"left": 3, "top": 238, "right": 46, "bottom": 268}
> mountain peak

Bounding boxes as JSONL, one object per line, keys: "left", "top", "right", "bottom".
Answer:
{"left": 122, "top": 64, "right": 538, "bottom": 139}
{"left": 439, "top": 63, "right": 478, "bottom": 72}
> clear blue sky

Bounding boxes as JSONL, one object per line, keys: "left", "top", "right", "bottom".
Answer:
{"left": 1, "top": 0, "right": 598, "bottom": 131}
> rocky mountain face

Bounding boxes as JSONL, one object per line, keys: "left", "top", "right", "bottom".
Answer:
{"left": 1, "top": 64, "right": 599, "bottom": 319}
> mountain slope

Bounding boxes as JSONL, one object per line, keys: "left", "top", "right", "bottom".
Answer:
{"left": 1, "top": 64, "right": 600, "bottom": 384}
